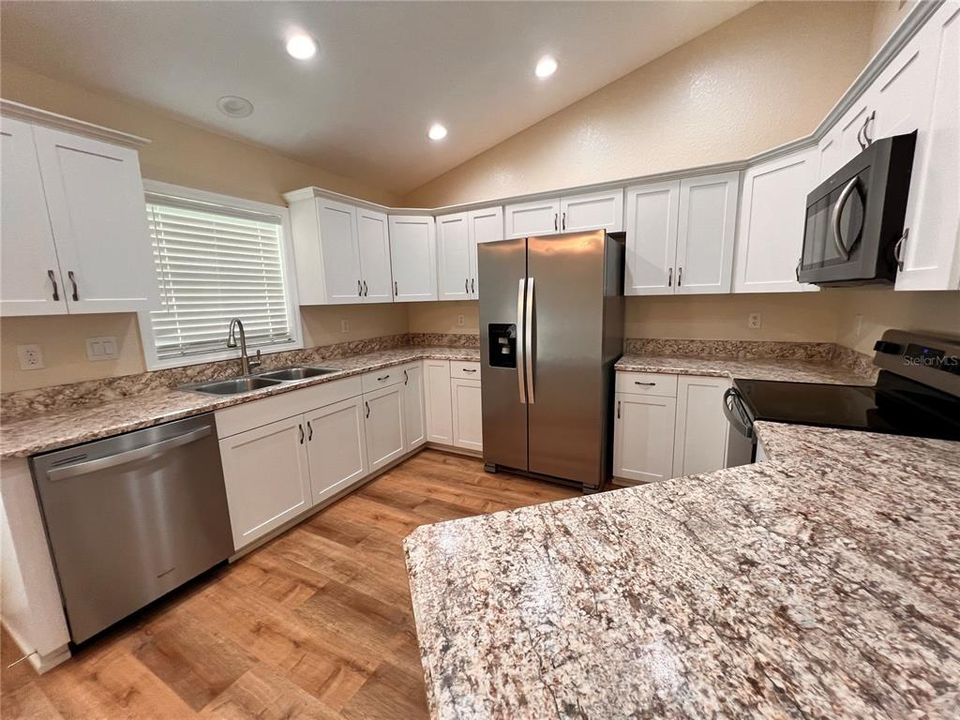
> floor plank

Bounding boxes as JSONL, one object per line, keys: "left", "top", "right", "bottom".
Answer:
{"left": 1, "top": 450, "right": 579, "bottom": 719}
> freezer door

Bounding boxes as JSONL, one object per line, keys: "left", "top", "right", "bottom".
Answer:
{"left": 478, "top": 238, "right": 528, "bottom": 471}
{"left": 526, "top": 231, "right": 609, "bottom": 486}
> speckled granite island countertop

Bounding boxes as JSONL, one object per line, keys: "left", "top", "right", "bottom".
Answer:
{"left": 615, "top": 354, "right": 874, "bottom": 385}
{"left": 0, "top": 347, "right": 479, "bottom": 459}
{"left": 404, "top": 421, "right": 960, "bottom": 719}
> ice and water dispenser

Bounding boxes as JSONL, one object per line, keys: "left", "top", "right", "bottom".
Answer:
{"left": 488, "top": 323, "right": 517, "bottom": 368}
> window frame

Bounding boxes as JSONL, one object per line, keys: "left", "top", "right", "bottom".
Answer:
{"left": 137, "top": 180, "right": 303, "bottom": 371}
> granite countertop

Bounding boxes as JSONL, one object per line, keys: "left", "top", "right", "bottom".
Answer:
{"left": 404, "top": 421, "right": 960, "bottom": 719}
{"left": 616, "top": 354, "right": 875, "bottom": 385}
{"left": 0, "top": 347, "right": 479, "bottom": 459}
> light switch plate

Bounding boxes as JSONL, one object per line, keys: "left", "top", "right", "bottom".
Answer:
{"left": 17, "top": 344, "right": 44, "bottom": 371}
{"left": 86, "top": 336, "right": 119, "bottom": 361}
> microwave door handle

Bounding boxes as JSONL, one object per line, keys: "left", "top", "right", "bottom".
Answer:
{"left": 831, "top": 177, "right": 859, "bottom": 262}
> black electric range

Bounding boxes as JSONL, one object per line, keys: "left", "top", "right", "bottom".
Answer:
{"left": 723, "top": 330, "right": 960, "bottom": 445}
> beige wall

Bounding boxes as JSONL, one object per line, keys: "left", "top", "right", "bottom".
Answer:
{"left": 403, "top": 1, "right": 878, "bottom": 207}
{"left": 300, "top": 304, "right": 409, "bottom": 347}
{"left": 408, "top": 301, "right": 480, "bottom": 336}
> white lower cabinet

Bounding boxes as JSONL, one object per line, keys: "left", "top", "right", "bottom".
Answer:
{"left": 451, "top": 378, "right": 483, "bottom": 451}
{"left": 424, "top": 360, "right": 454, "bottom": 444}
{"left": 613, "top": 372, "right": 730, "bottom": 484}
{"left": 672, "top": 376, "right": 731, "bottom": 477}
{"left": 219, "top": 416, "right": 312, "bottom": 551}
{"left": 304, "top": 396, "right": 369, "bottom": 507}
{"left": 363, "top": 384, "right": 406, "bottom": 472}
{"left": 402, "top": 362, "right": 427, "bottom": 449}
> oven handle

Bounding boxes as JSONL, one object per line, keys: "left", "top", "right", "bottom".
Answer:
{"left": 831, "top": 176, "right": 861, "bottom": 262}
{"left": 722, "top": 388, "right": 753, "bottom": 439}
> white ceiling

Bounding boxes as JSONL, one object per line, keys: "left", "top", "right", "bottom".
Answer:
{"left": 1, "top": 1, "right": 755, "bottom": 196}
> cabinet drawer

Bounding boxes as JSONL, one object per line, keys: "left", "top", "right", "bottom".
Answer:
{"left": 615, "top": 371, "right": 677, "bottom": 397}
{"left": 450, "top": 361, "right": 481, "bottom": 380}
{"left": 361, "top": 367, "right": 404, "bottom": 393}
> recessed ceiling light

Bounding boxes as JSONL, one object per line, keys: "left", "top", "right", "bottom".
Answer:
{"left": 217, "top": 95, "right": 254, "bottom": 118}
{"left": 286, "top": 33, "right": 317, "bottom": 60}
{"left": 428, "top": 123, "right": 448, "bottom": 141}
{"left": 535, "top": 55, "right": 558, "bottom": 79}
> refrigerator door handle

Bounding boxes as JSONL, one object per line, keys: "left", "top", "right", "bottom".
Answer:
{"left": 525, "top": 276, "right": 535, "bottom": 404}
{"left": 516, "top": 277, "right": 527, "bottom": 404}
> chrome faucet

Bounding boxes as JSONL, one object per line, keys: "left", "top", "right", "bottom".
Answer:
{"left": 226, "top": 318, "right": 261, "bottom": 376}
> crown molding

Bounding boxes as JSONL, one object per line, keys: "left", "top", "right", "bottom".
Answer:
{"left": 0, "top": 99, "right": 150, "bottom": 148}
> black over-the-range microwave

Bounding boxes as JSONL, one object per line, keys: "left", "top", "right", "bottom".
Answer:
{"left": 798, "top": 131, "right": 916, "bottom": 286}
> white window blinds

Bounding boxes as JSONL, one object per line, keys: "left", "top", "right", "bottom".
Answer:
{"left": 145, "top": 193, "right": 295, "bottom": 361}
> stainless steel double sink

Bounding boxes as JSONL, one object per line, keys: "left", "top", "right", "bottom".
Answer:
{"left": 180, "top": 366, "right": 340, "bottom": 396}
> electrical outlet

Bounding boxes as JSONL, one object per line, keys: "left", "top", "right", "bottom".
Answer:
{"left": 17, "top": 344, "right": 44, "bottom": 370}
{"left": 457, "top": 314, "right": 465, "bottom": 327}
{"left": 340, "top": 319, "right": 350, "bottom": 333}
{"left": 86, "top": 336, "right": 119, "bottom": 362}
{"left": 748, "top": 313, "right": 762, "bottom": 329}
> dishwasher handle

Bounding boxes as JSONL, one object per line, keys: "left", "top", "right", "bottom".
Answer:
{"left": 47, "top": 425, "right": 212, "bottom": 482}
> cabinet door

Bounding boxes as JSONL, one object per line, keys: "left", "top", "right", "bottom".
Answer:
{"left": 0, "top": 117, "right": 66, "bottom": 316}
{"left": 402, "top": 363, "right": 426, "bottom": 450}
{"left": 624, "top": 181, "right": 680, "bottom": 295}
{"left": 317, "top": 199, "right": 363, "bottom": 304}
{"left": 435, "top": 212, "right": 472, "bottom": 301}
{"left": 559, "top": 189, "right": 624, "bottom": 234}
{"left": 356, "top": 208, "right": 393, "bottom": 303}
{"left": 424, "top": 360, "right": 453, "bottom": 444}
{"left": 675, "top": 173, "right": 739, "bottom": 294}
{"left": 389, "top": 215, "right": 437, "bottom": 301}
{"left": 33, "top": 127, "right": 156, "bottom": 314}
{"left": 219, "top": 415, "right": 312, "bottom": 550}
{"left": 451, "top": 378, "right": 483, "bottom": 452}
{"left": 304, "top": 396, "right": 369, "bottom": 507}
{"left": 896, "top": 3, "right": 960, "bottom": 291}
{"left": 612, "top": 393, "right": 676, "bottom": 484}
{"left": 673, "top": 376, "right": 730, "bottom": 477}
{"left": 734, "top": 148, "right": 820, "bottom": 293}
{"left": 467, "top": 206, "right": 503, "bottom": 298}
{"left": 363, "top": 385, "right": 406, "bottom": 472}
{"left": 504, "top": 197, "right": 560, "bottom": 239}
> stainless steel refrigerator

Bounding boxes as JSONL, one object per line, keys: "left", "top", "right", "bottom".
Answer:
{"left": 478, "top": 229, "right": 624, "bottom": 490}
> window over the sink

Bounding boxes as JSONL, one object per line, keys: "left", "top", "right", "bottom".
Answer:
{"left": 138, "top": 181, "right": 302, "bottom": 370}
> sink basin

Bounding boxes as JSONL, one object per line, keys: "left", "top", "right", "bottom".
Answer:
{"left": 182, "top": 376, "right": 283, "bottom": 395}
{"left": 256, "top": 367, "right": 339, "bottom": 382}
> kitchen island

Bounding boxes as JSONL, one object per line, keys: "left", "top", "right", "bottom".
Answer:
{"left": 404, "top": 421, "right": 960, "bottom": 718}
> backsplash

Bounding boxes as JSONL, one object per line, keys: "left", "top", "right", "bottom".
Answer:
{"left": 624, "top": 338, "right": 836, "bottom": 361}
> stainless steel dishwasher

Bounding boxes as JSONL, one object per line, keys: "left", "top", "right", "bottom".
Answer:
{"left": 30, "top": 413, "right": 233, "bottom": 644}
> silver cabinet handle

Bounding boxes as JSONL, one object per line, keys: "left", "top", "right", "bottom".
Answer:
{"left": 47, "top": 426, "right": 211, "bottom": 481}
{"left": 617, "top": 400, "right": 621, "bottom": 420}
{"left": 67, "top": 270, "right": 79, "bottom": 301}
{"left": 471, "top": 278, "right": 475, "bottom": 294}
{"left": 298, "top": 424, "right": 304, "bottom": 444}
{"left": 860, "top": 110, "right": 875, "bottom": 149}
{"left": 465, "top": 278, "right": 469, "bottom": 294}
{"left": 357, "top": 280, "right": 362, "bottom": 296}
{"left": 795, "top": 258, "right": 802, "bottom": 281}
{"left": 554, "top": 213, "right": 558, "bottom": 231}
{"left": 525, "top": 276, "right": 535, "bottom": 405}
{"left": 307, "top": 420, "right": 313, "bottom": 441}
{"left": 634, "top": 381, "right": 656, "bottom": 386}
{"left": 667, "top": 267, "right": 673, "bottom": 287}
{"left": 894, "top": 229, "right": 908, "bottom": 271}
{"left": 47, "top": 269, "right": 59, "bottom": 301}
{"left": 403, "top": 369, "right": 409, "bottom": 385}
{"left": 462, "top": 368, "right": 477, "bottom": 373}
{"left": 516, "top": 278, "right": 527, "bottom": 404}
{"left": 377, "top": 374, "right": 390, "bottom": 382}
{"left": 831, "top": 177, "right": 860, "bottom": 262}
{"left": 363, "top": 280, "right": 368, "bottom": 296}
{"left": 561, "top": 212, "right": 566, "bottom": 230}
{"left": 677, "top": 267, "right": 683, "bottom": 287}
{"left": 394, "top": 281, "right": 398, "bottom": 296}
{"left": 365, "top": 401, "right": 371, "bottom": 418}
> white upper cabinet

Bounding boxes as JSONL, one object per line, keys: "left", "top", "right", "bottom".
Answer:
{"left": 436, "top": 212, "right": 472, "bottom": 301}
{"left": 505, "top": 189, "right": 622, "bottom": 239}
{"left": 559, "top": 189, "right": 624, "bottom": 234}
{"left": 734, "top": 147, "right": 819, "bottom": 293}
{"left": 626, "top": 173, "right": 737, "bottom": 296}
{"left": 624, "top": 180, "right": 679, "bottom": 295}
{"left": 895, "top": 2, "right": 960, "bottom": 291}
{"left": 436, "top": 206, "right": 502, "bottom": 301}
{"left": 355, "top": 208, "right": 394, "bottom": 303}
{"left": 389, "top": 215, "right": 437, "bottom": 301}
{"left": 289, "top": 197, "right": 396, "bottom": 305}
{"left": 0, "top": 117, "right": 65, "bottom": 316}
{"left": 675, "top": 172, "right": 739, "bottom": 294}
{"left": 1, "top": 117, "right": 156, "bottom": 317}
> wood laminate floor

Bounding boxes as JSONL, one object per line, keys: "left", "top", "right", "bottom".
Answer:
{"left": 1, "top": 450, "right": 578, "bottom": 720}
